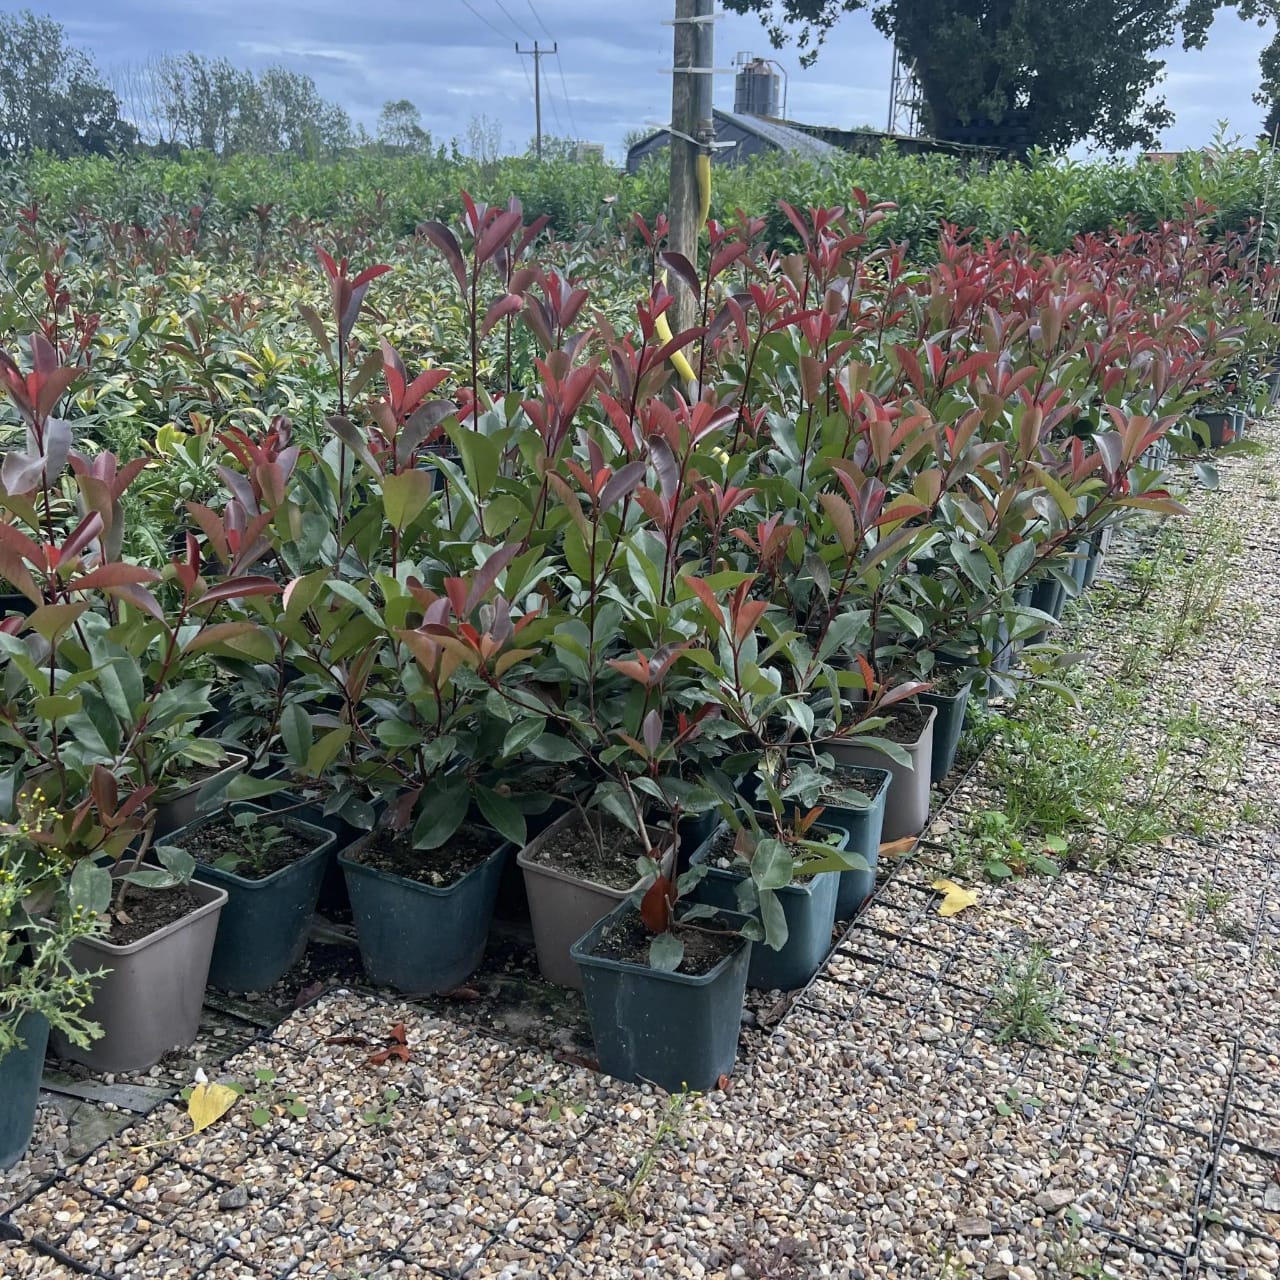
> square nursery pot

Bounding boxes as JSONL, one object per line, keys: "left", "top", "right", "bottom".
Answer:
{"left": 795, "top": 764, "right": 891, "bottom": 917}
{"left": 517, "top": 810, "right": 674, "bottom": 991}
{"left": 689, "top": 822, "right": 845, "bottom": 992}
{"left": 185, "top": 804, "right": 337, "bottom": 993}
{"left": 1, "top": 1012, "right": 49, "bottom": 1170}
{"left": 917, "top": 681, "right": 972, "bottom": 785}
{"left": 1197, "top": 410, "right": 1234, "bottom": 449}
{"left": 822, "top": 703, "right": 937, "bottom": 844}
{"left": 571, "top": 899, "right": 750, "bottom": 1094}
{"left": 51, "top": 879, "right": 228, "bottom": 1074}
{"left": 1082, "top": 527, "right": 1111, "bottom": 590}
{"left": 262, "top": 772, "right": 379, "bottom": 916}
{"left": 153, "top": 752, "right": 249, "bottom": 839}
{"left": 339, "top": 832, "right": 508, "bottom": 994}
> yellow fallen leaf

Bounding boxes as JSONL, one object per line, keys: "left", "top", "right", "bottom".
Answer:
{"left": 187, "top": 1081, "right": 239, "bottom": 1134}
{"left": 931, "top": 878, "right": 979, "bottom": 917}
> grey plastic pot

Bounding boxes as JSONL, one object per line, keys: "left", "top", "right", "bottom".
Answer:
{"left": 689, "top": 821, "right": 846, "bottom": 991}
{"left": 571, "top": 900, "right": 750, "bottom": 1093}
{"left": 0, "top": 1012, "right": 49, "bottom": 1170}
{"left": 339, "top": 834, "right": 508, "bottom": 994}
{"left": 185, "top": 804, "right": 336, "bottom": 993}
{"left": 823, "top": 703, "right": 937, "bottom": 843}
{"left": 153, "top": 753, "right": 248, "bottom": 839}
{"left": 517, "top": 810, "right": 673, "bottom": 991}
{"left": 50, "top": 879, "right": 227, "bottom": 1073}
{"left": 917, "top": 682, "right": 972, "bottom": 784}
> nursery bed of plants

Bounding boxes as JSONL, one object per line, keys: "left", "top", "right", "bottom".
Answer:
{"left": 2, "top": 428, "right": 1278, "bottom": 1279}
{"left": 1, "top": 164, "right": 1279, "bottom": 1276}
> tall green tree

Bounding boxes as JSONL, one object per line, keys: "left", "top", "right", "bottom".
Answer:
{"left": 723, "top": 0, "right": 1243, "bottom": 152}
{"left": 377, "top": 99, "right": 430, "bottom": 152}
{"left": 0, "top": 10, "right": 134, "bottom": 157}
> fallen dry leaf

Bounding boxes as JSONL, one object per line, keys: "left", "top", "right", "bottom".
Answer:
{"left": 880, "top": 837, "right": 917, "bottom": 859}
{"left": 187, "top": 1080, "right": 239, "bottom": 1134}
{"left": 931, "top": 877, "right": 979, "bottom": 917}
{"left": 367, "top": 1021, "right": 411, "bottom": 1066}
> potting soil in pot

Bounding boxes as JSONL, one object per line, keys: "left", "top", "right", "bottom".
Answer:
{"left": 524, "top": 813, "right": 652, "bottom": 888}
{"left": 105, "top": 884, "right": 205, "bottom": 946}
{"left": 185, "top": 816, "right": 316, "bottom": 880}
{"left": 346, "top": 822, "right": 499, "bottom": 887}
{"left": 875, "top": 702, "right": 933, "bottom": 743}
{"left": 589, "top": 909, "right": 738, "bottom": 976}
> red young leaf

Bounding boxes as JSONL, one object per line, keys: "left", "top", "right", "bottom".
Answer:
{"left": 640, "top": 875, "right": 673, "bottom": 933}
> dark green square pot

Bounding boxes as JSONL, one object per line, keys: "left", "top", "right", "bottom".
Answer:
{"left": 916, "top": 682, "right": 972, "bottom": 785}
{"left": 803, "top": 766, "right": 891, "bottom": 917}
{"left": 689, "top": 823, "right": 846, "bottom": 991}
{"left": 571, "top": 900, "right": 750, "bottom": 1093}
{"left": 340, "top": 835, "right": 508, "bottom": 993}
{"left": 0, "top": 1012, "right": 49, "bottom": 1170}
{"left": 186, "top": 805, "right": 337, "bottom": 993}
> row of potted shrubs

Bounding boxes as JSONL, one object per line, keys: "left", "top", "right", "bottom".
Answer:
{"left": 1, "top": 195, "right": 1275, "bottom": 1167}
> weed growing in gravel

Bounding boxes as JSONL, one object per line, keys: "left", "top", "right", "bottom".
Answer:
{"left": 1156, "top": 502, "right": 1243, "bottom": 660}
{"left": 360, "top": 1086, "right": 401, "bottom": 1128}
{"left": 609, "top": 1090, "right": 705, "bottom": 1223}
{"left": 990, "top": 945, "right": 1064, "bottom": 1046}
{"left": 994, "top": 1085, "right": 1046, "bottom": 1117}
{"left": 1184, "top": 884, "right": 1233, "bottom": 922}
{"left": 947, "top": 809, "right": 1066, "bottom": 883}
{"left": 512, "top": 1084, "right": 586, "bottom": 1122}
{"left": 1077, "top": 1033, "right": 1137, "bottom": 1072}
{"left": 224, "top": 1068, "right": 308, "bottom": 1127}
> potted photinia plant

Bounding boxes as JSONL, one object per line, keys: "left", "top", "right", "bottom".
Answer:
{"left": 0, "top": 797, "right": 106, "bottom": 1169}
{"left": 334, "top": 563, "right": 545, "bottom": 995}
{"left": 686, "top": 800, "right": 852, "bottom": 992}
{"left": 0, "top": 334, "right": 282, "bottom": 1072}
{"left": 176, "top": 802, "right": 336, "bottom": 992}
{"left": 772, "top": 753, "right": 892, "bottom": 916}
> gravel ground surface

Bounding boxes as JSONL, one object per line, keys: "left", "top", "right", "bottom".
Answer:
{"left": 3, "top": 427, "right": 1280, "bottom": 1278}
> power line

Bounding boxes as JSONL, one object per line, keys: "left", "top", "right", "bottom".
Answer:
{"left": 524, "top": 0, "right": 553, "bottom": 39}
{"left": 459, "top": 0, "right": 511, "bottom": 42}
{"left": 553, "top": 49, "right": 579, "bottom": 141}
{"left": 493, "top": 0, "right": 535, "bottom": 39}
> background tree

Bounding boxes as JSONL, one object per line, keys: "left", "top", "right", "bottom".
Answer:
{"left": 0, "top": 10, "right": 133, "bottom": 157}
{"left": 377, "top": 99, "right": 430, "bottom": 152}
{"left": 465, "top": 113, "right": 504, "bottom": 164}
{"left": 723, "top": 0, "right": 1260, "bottom": 152}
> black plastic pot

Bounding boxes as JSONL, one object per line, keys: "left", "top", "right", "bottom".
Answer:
{"left": 1026, "top": 575, "right": 1067, "bottom": 646}
{"left": 0, "top": 592, "right": 36, "bottom": 620}
{"left": 1082, "top": 528, "right": 1110, "bottom": 590}
{"left": 916, "top": 682, "right": 972, "bottom": 784}
{"left": 186, "top": 805, "right": 337, "bottom": 992}
{"left": 571, "top": 899, "right": 750, "bottom": 1093}
{"left": 340, "top": 835, "right": 508, "bottom": 993}
{"left": 1197, "top": 410, "right": 1234, "bottom": 449}
{"left": 690, "top": 823, "right": 846, "bottom": 991}
{"left": 0, "top": 1012, "right": 48, "bottom": 1170}
{"left": 262, "top": 781, "right": 375, "bottom": 916}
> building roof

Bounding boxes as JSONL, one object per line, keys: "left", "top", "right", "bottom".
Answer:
{"left": 626, "top": 107, "right": 842, "bottom": 173}
{"left": 712, "top": 108, "right": 842, "bottom": 161}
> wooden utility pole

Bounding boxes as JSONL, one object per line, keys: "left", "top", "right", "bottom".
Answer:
{"left": 668, "top": 0, "right": 714, "bottom": 332}
{"left": 516, "top": 40, "right": 557, "bottom": 161}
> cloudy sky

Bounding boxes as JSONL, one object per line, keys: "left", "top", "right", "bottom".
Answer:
{"left": 55, "top": 0, "right": 1277, "bottom": 160}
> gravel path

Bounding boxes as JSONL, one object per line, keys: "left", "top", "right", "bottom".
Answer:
{"left": 3, "top": 429, "right": 1279, "bottom": 1278}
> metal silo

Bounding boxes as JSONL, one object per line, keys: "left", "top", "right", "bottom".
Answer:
{"left": 734, "top": 57, "right": 779, "bottom": 118}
